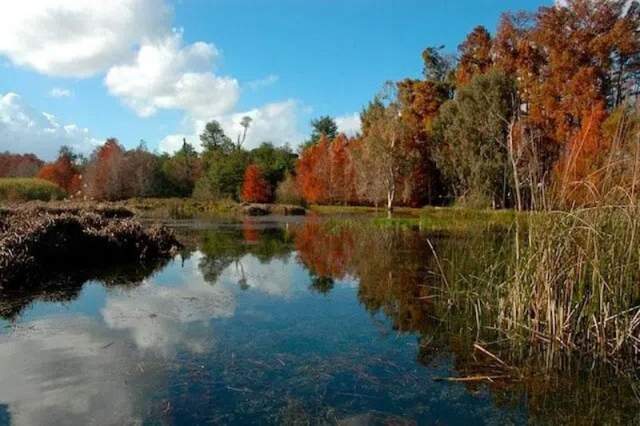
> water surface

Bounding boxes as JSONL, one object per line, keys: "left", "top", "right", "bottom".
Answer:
{"left": 0, "top": 217, "right": 636, "bottom": 425}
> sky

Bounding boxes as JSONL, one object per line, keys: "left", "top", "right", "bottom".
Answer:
{"left": 0, "top": 0, "right": 551, "bottom": 161}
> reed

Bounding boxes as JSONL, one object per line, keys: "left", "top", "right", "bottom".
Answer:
{"left": 0, "top": 178, "right": 65, "bottom": 201}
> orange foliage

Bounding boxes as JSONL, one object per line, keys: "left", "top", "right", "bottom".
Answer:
{"left": 242, "top": 219, "right": 260, "bottom": 243}
{"left": 296, "top": 134, "right": 359, "bottom": 205}
{"left": 241, "top": 164, "right": 271, "bottom": 203}
{"left": 85, "top": 138, "right": 125, "bottom": 200}
{"left": 294, "top": 221, "right": 354, "bottom": 280}
{"left": 456, "top": 25, "right": 493, "bottom": 86}
{"left": 36, "top": 153, "right": 80, "bottom": 194}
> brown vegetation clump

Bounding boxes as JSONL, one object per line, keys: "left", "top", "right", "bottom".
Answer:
{"left": 0, "top": 208, "right": 182, "bottom": 289}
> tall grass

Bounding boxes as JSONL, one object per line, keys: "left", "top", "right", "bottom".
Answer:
{"left": 498, "top": 206, "right": 640, "bottom": 369}
{"left": 430, "top": 107, "right": 640, "bottom": 372}
{"left": 492, "top": 108, "right": 640, "bottom": 370}
{"left": 0, "top": 178, "right": 66, "bottom": 202}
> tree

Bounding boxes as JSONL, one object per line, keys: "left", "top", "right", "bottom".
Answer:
{"left": 36, "top": 147, "right": 81, "bottom": 195}
{"left": 296, "top": 135, "right": 331, "bottom": 204}
{"left": 84, "top": 138, "right": 126, "bottom": 200}
{"left": 359, "top": 84, "right": 415, "bottom": 215}
{"left": 200, "top": 120, "right": 233, "bottom": 153}
{"left": 0, "top": 153, "right": 43, "bottom": 177}
{"left": 202, "top": 149, "right": 250, "bottom": 200}
{"left": 309, "top": 116, "right": 338, "bottom": 145}
{"left": 236, "top": 116, "right": 253, "bottom": 149}
{"left": 161, "top": 139, "right": 202, "bottom": 197}
{"left": 249, "top": 142, "right": 297, "bottom": 189}
{"left": 241, "top": 164, "right": 271, "bottom": 203}
{"left": 421, "top": 46, "right": 456, "bottom": 85}
{"left": 276, "top": 172, "right": 304, "bottom": 205}
{"left": 456, "top": 26, "right": 493, "bottom": 85}
{"left": 433, "top": 70, "right": 519, "bottom": 208}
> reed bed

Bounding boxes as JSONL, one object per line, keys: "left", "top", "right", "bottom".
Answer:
{"left": 494, "top": 204, "right": 640, "bottom": 370}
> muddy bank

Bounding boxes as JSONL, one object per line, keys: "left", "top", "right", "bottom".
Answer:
{"left": 0, "top": 207, "right": 181, "bottom": 289}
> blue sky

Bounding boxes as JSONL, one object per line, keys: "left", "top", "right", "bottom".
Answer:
{"left": 0, "top": 0, "right": 550, "bottom": 160}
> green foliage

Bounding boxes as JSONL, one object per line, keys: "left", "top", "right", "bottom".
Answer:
{"left": 433, "top": 70, "right": 517, "bottom": 207}
{"left": 0, "top": 178, "right": 66, "bottom": 201}
{"left": 249, "top": 142, "right": 297, "bottom": 188}
{"left": 200, "top": 120, "right": 234, "bottom": 152}
{"left": 307, "top": 116, "right": 338, "bottom": 146}
{"left": 158, "top": 141, "right": 201, "bottom": 197}
{"left": 201, "top": 149, "right": 250, "bottom": 200}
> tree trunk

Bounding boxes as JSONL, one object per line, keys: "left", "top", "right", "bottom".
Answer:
{"left": 386, "top": 188, "right": 395, "bottom": 218}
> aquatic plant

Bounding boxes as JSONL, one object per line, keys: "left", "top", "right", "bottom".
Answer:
{"left": 0, "top": 208, "right": 181, "bottom": 289}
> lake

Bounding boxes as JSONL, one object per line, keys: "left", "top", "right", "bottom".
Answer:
{"left": 0, "top": 216, "right": 637, "bottom": 425}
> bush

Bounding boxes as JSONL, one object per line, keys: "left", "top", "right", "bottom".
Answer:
{"left": 0, "top": 178, "right": 66, "bottom": 201}
{"left": 276, "top": 173, "right": 305, "bottom": 206}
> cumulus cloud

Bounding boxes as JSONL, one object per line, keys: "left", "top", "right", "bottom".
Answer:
{"left": 105, "top": 32, "right": 239, "bottom": 119}
{"left": 48, "top": 87, "right": 72, "bottom": 98}
{"left": 0, "top": 92, "right": 100, "bottom": 160}
{"left": 217, "top": 253, "right": 302, "bottom": 297}
{"left": 159, "top": 99, "right": 303, "bottom": 153}
{"left": 0, "top": 0, "right": 171, "bottom": 77}
{"left": 0, "top": 317, "right": 151, "bottom": 426}
{"left": 335, "top": 113, "right": 361, "bottom": 137}
{"left": 0, "top": 1, "right": 304, "bottom": 154}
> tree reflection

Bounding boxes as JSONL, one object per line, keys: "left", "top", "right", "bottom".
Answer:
{"left": 0, "top": 257, "right": 172, "bottom": 320}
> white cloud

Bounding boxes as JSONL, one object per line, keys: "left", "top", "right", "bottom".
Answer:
{"left": 0, "top": 92, "right": 100, "bottom": 160}
{"left": 0, "top": 317, "right": 151, "bottom": 426}
{"left": 0, "top": 0, "right": 171, "bottom": 77}
{"left": 218, "top": 253, "right": 300, "bottom": 297}
{"left": 159, "top": 99, "right": 303, "bottom": 153}
{"left": 245, "top": 74, "right": 279, "bottom": 91}
{"left": 105, "top": 32, "right": 239, "bottom": 119}
{"left": 48, "top": 87, "right": 72, "bottom": 98}
{"left": 0, "top": 1, "right": 305, "bottom": 154}
{"left": 102, "top": 278, "right": 235, "bottom": 354}
{"left": 336, "top": 112, "right": 361, "bottom": 137}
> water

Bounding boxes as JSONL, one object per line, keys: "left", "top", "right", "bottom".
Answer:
{"left": 0, "top": 217, "right": 637, "bottom": 425}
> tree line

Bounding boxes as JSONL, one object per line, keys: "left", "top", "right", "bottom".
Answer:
{"left": 296, "top": 0, "right": 640, "bottom": 210}
{"left": 0, "top": 120, "right": 298, "bottom": 203}
{"left": 1, "top": 0, "right": 638, "bottom": 210}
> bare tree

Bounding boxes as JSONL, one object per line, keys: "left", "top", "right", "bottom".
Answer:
{"left": 237, "top": 116, "right": 253, "bottom": 149}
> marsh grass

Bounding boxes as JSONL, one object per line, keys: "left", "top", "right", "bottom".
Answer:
{"left": 494, "top": 204, "right": 640, "bottom": 370}
{"left": 0, "top": 178, "right": 65, "bottom": 202}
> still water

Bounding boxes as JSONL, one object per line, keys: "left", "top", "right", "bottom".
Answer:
{"left": 0, "top": 217, "right": 637, "bottom": 425}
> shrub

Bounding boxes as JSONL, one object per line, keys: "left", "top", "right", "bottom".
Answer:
{"left": 0, "top": 178, "right": 66, "bottom": 202}
{"left": 276, "top": 173, "right": 305, "bottom": 206}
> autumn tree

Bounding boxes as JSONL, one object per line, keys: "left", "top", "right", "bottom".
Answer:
{"left": 296, "top": 134, "right": 331, "bottom": 204}
{"left": 36, "top": 147, "right": 82, "bottom": 195}
{"left": 241, "top": 164, "right": 271, "bottom": 203}
{"left": 84, "top": 138, "right": 126, "bottom": 200}
{"left": 456, "top": 26, "right": 493, "bottom": 85}
{"left": 0, "top": 153, "right": 43, "bottom": 177}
